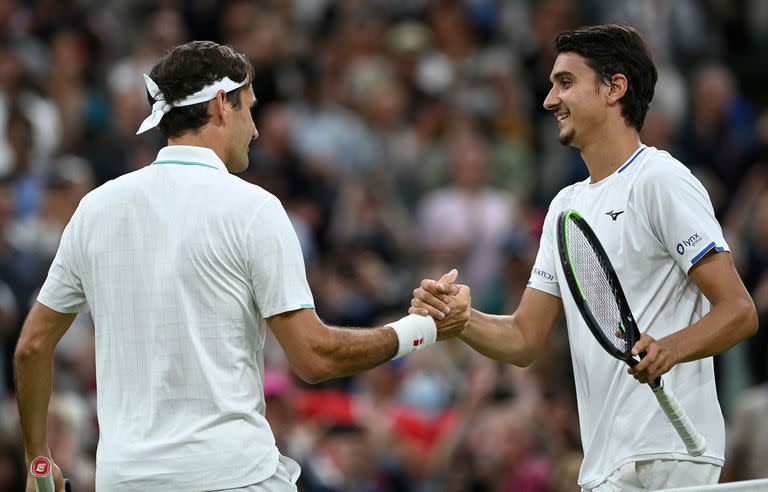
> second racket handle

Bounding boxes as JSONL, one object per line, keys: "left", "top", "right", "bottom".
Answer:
{"left": 652, "top": 381, "right": 707, "bottom": 456}
{"left": 30, "top": 456, "right": 55, "bottom": 492}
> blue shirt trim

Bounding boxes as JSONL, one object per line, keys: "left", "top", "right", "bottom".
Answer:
{"left": 618, "top": 147, "right": 647, "bottom": 173}
{"left": 690, "top": 241, "right": 717, "bottom": 265}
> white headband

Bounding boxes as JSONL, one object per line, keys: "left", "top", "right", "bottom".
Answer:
{"left": 136, "top": 74, "right": 249, "bottom": 134}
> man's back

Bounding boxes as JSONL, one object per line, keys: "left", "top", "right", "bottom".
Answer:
{"left": 38, "top": 146, "right": 313, "bottom": 490}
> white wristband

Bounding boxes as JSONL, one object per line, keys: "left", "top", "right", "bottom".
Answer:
{"left": 387, "top": 314, "right": 437, "bottom": 359}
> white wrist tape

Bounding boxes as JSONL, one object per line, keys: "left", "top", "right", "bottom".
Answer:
{"left": 388, "top": 314, "right": 437, "bottom": 359}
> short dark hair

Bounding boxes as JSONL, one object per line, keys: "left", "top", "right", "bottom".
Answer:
{"left": 147, "top": 41, "right": 254, "bottom": 138}
{"left": 554, "top": 24, "right": 657, "bottom": 131}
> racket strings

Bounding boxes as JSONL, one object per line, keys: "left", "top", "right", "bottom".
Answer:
{"left": 568, "top": 221, "right": 631, "bottom": 353}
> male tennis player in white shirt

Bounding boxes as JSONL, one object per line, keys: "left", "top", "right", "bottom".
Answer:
{"left": 411, "top": 25, "right": 757, "bottom": 491}
{"left": 15, "top": 41, "right": 469, "bottom": 492}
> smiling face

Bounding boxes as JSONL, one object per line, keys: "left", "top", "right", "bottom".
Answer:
{"left": 543, "top": 52, "right": 611, "bottom": 149}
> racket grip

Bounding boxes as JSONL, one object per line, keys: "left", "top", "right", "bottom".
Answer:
{"left": 652, "top": 381, "right": 707, "bottom": 456}
{"left": 30, "top": 456, "right": 55, "bottom": 492}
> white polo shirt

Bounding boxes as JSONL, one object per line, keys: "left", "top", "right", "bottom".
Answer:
{"left": 38, "top": 145, "right": 314, "bottom": 491}
{"left": 528, "top": 145, "right": 726, "bottom": 488}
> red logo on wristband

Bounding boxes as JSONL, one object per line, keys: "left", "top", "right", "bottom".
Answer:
{"left": 30, "top": 456, "right": 51, "bottom": 477}
{"left": 413, "top": 338, "right": 424, "bottom": 347}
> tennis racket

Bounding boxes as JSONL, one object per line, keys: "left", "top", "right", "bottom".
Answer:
{"left": 31, "top": 456, "right": 72, "bottom": 492}
{"left": 556, "top": 209, "right": 706, "bottom": 456}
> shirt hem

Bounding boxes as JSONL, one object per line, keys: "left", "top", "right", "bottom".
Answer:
{"left": 261, "top": 302, "right": 315, "bottom": 319}
{"left": 578, "top": 452, "right": 724, "bottom": 489}
{"left": 526, "top": 282, "right": 561, "bottom": 299}
{"left": 97, "top": 446, "right": 280, "bottom": 491}
{"left": 36, "top": 294, "right": 86, "bottom": 314}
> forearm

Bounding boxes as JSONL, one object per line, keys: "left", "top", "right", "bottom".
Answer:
{"left": 458, "top": 309, "right": 536, "bottom": 366}
{"left": 14, "top": 343, "right": 54, "bottom": 461}
{"left": 311, "top": 325, "right": 399, "bottom": 381}
{"left": 664, "top": 296, "right": 757, "bottom": 363}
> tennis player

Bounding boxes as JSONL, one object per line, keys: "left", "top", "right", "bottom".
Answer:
{"left": 15, "top": 41, "right": 469, "bottom": 492}
{"left": 410, "top": 25, "right": 757, "bottom": 491}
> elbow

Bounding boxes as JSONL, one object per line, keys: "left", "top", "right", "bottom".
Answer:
{"left": 741, "top": 297, "right": 759, "bottom": 338}
{"left": 14, "top": 336, "right": 46, "bottom": 366}
{"left": 515, "top": 356, "right": 535, "bottom": 368}
{"left": 294, "top": 363, "right": 332, "bottom": 385}
{"left": 510, "top": 351, "right": 538, "bottom": 368}
{"left": 291, "top": 354, "right": 334, "bottom": 385}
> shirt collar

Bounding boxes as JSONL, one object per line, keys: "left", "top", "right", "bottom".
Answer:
{"left": 151, "top": 145, "right": 228, "bottom": 172}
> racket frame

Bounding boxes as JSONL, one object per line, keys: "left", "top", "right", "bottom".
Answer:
{"left": 556, "top": 209, "right": 706, "bottom": 456}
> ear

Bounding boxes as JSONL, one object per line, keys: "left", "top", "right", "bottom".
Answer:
{"left": 606, "top": 73, "right": 628, "bottom": 105}
{"left": 209, "top": 89, "right": 229, "bottom": 126}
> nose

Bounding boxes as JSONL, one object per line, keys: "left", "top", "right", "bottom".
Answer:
{"left": 252, "top": 127, "right": 259, "bottom": 141}
{"left": 543, "top": 87, "right": 559, "bottom": 111}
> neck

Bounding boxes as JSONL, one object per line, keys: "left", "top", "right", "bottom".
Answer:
{"left": 168, "top": 130, "right": 228, "bottom": 167}
{"left": 579, "top": 124, "right": 642, "bottom": 183}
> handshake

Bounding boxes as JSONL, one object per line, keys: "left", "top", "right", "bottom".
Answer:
{"left": 408, "top": 268, "right": 472, "bottom": 342}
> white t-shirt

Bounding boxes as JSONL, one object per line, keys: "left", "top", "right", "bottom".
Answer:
{"left": 528, "top": 145, "right": 726, "bottom": 488}
{"left": 37, "top": 145, "right": 314, "bottom": 491}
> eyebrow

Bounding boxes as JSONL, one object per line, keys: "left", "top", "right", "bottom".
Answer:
{"left": 550, "top": 71, "right": 575, "bottom": 83}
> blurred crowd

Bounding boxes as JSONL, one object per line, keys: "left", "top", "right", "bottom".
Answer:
{"left": 0, "top": 0, "right": 767, "bottom": 490}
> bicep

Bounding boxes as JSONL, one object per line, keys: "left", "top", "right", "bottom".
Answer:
{"left": 17, "top": 302, "right": 77, "bottom": 352}
{"left": 689, "top": 251, "right": 750, "bottom": 305}
{"left": 516, "top": 287, "right": 563, "bottom": 352}
{"left": 267, "top": 308, "right": 326, "bottom": 374}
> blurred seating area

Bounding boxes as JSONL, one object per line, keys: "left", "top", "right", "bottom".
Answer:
{"left": 0, "top": 1, "right": 767, "bottom": 490}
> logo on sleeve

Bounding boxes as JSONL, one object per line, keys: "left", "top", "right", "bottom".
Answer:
{"left": 532, "top": 267, "right": 554, "bottom": 281}
{"left": 605, "top": 210, "right": 624, "bottom": 221}
{"left": 676, "top": 233, "right": 702, "bottom": 254}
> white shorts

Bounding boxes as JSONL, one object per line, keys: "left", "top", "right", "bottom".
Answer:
{"left": 211, "top": 455, "right": 301, "bottom": 492}
{"left": 582, "top": 459, "right": 721, "bottom": 492}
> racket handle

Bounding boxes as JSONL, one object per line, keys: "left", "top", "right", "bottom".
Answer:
{"left": 30, "top": 456, "right": 55, "bottom": 492}
{"left": 651, "top": 380, "right": 707, "bottom": 456}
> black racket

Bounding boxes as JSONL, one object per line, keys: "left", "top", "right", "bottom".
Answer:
{"left": 557, "top": 209, "right": 706, "bottom": 456}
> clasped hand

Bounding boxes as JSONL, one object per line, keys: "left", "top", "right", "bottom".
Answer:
{"left": 409, "top": 269, "right": 471, "bottom": 341}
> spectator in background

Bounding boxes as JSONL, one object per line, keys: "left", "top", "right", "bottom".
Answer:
{"left": 44, "top": 29, "right": 109, "bottom": 155}
{"left": 300, "top": 424, "right": 395, "bottom": 492}
{"left": 46, "top": 393, "right": 95, "bottom": 492}
{"left": 9, "top": 155, "right": 94, "bottom": 262}
{"left": 0, "top": 43, "right": 60, "bottom": 175}
{"left": 0, "top": 172, "right": 43, "bottom": 397}
{"left": 722, "top": 355, "right": 768, "bottom": 481}
{"left": 5, "top": 105, "right": 44, "bottom": 220}
{"left": 679, "top": 63, "right": 756, "bottom": 214}
{"left": 0, "top": 436, "right": 25, "bottom": 492}
{"left": 417, "top": 128, "right": 521, "bottom": 312}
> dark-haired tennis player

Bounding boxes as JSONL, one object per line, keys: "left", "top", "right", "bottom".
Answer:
{"left": 411, "top": 25, "right": 757, "bottom": 491}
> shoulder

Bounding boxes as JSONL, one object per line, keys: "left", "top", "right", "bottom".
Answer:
{"left": 222, "top": 178, "right": 291, "bottom": 229}
{"left": 74, "top": 171, "right": 140, "bottom": 212}
{"left": 631, "top": 147, "right": 698, "bottom": 190}
{"left": 223, "top": 174, "right": 277, "bottom": 206}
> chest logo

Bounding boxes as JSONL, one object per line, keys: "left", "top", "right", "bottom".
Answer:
{"left": 605, "top": 210, "right": 624, "bottom": 221}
